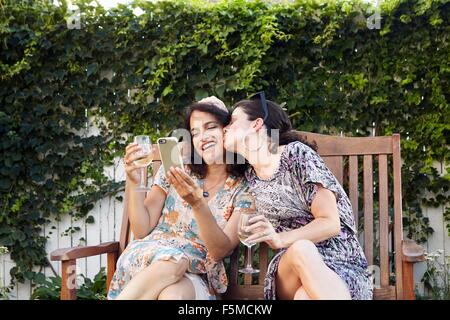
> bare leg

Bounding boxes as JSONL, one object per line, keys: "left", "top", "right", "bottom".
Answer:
{"left": 276, "top": 239, "right": 351, "bottom": 300}
{"left": 116, "top": 258, "right": 188, "bottom": 300}
{"left": 294, "top": 287, "right": 311, "bottom": 300}
{"left": 157, "top": 277, "right": 195, "bottom": 300}
{"left": 275, "top": 253, "right": 303, "bottom": 300}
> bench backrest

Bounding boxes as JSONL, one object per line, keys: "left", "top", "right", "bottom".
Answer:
{"left": 119, "top": 132, "right": 405, "bottom": 300}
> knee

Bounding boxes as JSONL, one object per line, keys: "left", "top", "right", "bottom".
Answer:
{"left": 158, "top": 286, "right": 185, "bottom": 300}
{"left": 152, "top": 259, "right": 188, "bottom": 282}
{"left": 158, "top": 281, "right": 191, "bottom": 300}
{"left": 288, "top": 239, "right": 318, "bottom": 267}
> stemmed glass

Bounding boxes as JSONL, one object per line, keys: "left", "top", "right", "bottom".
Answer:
{"left": 237, "top": 193, "right": 260, "bottom": 274}
{"left": 133, "top": 135, "right": 153, "bottom": 192}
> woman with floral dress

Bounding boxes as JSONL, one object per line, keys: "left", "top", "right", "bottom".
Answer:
{"left": 107, "top": 97, "right": 247, "bottom": 300}
{"left": 223, "top": 96, "right": 373, "bottom": 300}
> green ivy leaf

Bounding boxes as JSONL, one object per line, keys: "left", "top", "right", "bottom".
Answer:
{"left": 195, "top": 89, "right": 209, "bottom": 101}
{"left": 85, "top": 216, "right": 95, "bottom": 224}
{"left": 87, "top": 63, "right": 98, "bottom": 77}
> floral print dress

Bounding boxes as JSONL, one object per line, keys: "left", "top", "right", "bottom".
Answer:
{"left": 107, "top": 166, "right": 247, "bottom": 300}
{"left": 245, "top": 141, "right": 373, "bottom": 300}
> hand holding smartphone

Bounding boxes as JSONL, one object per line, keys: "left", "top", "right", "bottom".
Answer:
{"left": 157, "top": 137, "right": 185, "bottom": 176}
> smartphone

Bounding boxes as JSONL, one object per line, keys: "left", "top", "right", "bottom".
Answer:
{"left": 157, "top": 137, "right": 185, "bottom": 175}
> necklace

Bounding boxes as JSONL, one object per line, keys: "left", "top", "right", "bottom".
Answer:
{"left": 202, "top": 178, "right": 226, "bottom": 198}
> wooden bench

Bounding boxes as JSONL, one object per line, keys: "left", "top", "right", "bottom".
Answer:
{"left": 51, "top": 132, "right": 425, "bottom": 300}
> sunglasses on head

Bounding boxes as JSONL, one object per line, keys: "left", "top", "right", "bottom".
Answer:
{"left": 248, "top": 91, "right": 269, "bottom": 122}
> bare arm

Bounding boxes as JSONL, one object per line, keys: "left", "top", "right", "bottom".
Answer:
{"left": 167, "top": 167, "right": 239, "bottom": 261}
{"left": 278, "top": 184, "right": 341, "bottom": 246}
{"left": 192, "top": 200, "right": 240, "bottom": 261}
{"left": 126, "top": 180, "right": 166, "bottom": 239}
{"left": 124, "top": 143, "right": 166, "bottom": 239}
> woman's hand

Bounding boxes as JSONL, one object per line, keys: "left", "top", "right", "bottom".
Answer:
{"left": 166, "top": 167, "right": 205, "bottom": 208}
{"left": 123, "top": 142, "right": 149, "bottom": 185}
{"left": 245, "top": 215, "right": 285, "bottom": 250}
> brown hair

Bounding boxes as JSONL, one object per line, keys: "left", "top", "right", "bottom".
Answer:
{"left": 233, "top": 99, "right": 317, "bottom": 151}
{"left": 184, "top": 102, "right": 248, "bottom": 178}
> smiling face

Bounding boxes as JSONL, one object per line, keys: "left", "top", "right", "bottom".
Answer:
{"left": 189, "top": 110, "right": 225, "bottom": 165}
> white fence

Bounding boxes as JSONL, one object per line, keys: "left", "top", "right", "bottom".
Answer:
{"left": 1, "top": 157, "right": 126, "bottom": 299}
{"left": 1, "top": 160, "right": 448, "bottom": 299}
{"left": 413, "top": 161, "right": 449, "bottom": 296}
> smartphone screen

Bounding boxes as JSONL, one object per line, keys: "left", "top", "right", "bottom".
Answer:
{"left": 157, "top": 137, "right": 185, "bottom": 175}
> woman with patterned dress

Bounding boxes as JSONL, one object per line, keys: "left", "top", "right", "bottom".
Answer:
{"left": 223, "top": 96, "right": 373, "bottom": 300}
{"left": 107, "top": 97, "right": 247, "bottom": 300}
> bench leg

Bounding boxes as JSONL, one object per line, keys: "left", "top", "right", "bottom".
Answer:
{"left": 106, "top": 251, "right": 118, "bottom": 293}
{"left": 402, "top": 261, "right": 415, "bottom": 300}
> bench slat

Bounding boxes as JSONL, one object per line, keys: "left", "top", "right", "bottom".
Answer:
{"left": 392, "top": 134, "right": 404, "bottom": 299}
{"left": 323, "top": 156, "right": 344, "bottom": 185}
{"left": 363, "top": 155, "right": 374, "bottom": 266}
{"left": 379, "top": 155, "right": 390, "bottom": 287}
{"left": 373, "top": 286, "right": 396, "bottom": 300}
{"left": 297, "top": 131, "right": 393, "bottom": 155}
{"left": 221, "top": 285, "right": 265, "bottom": 300}
{"left": 349, "top": 155, "right": 359, "bottom": 228}
{"left": 258, "top": 243, "right": 269, "bottom": 284}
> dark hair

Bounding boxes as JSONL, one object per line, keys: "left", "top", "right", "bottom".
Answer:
{"left": 233, "top": 99, "right": 317, "bottom": 151}
{"left": 184, "top": 102, "right": 248, "bottom": 179}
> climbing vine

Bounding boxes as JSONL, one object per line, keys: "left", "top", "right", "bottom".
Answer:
{"left": 0, "top": 0, "right": 448, "bottom": 290}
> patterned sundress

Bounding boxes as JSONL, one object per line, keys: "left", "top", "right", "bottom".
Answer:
{"left": 245, "top": 141, "right": 373, "bottom": 300}
{"left": 107, "top": 165, "right": 247, "bottom": 299}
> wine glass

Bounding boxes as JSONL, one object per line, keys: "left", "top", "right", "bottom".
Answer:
{"left": 133, "top": 135, "right": 153, "bottom": 192}
{"left": 237, "top": 193, "right": 260, "bottom": 274}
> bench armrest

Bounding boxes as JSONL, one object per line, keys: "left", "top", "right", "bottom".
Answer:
{"left": 50, "top": 241, "right": 120, "bottom": 261}
{"left": 402, "top": 239, "right": 425, "bottom": 263}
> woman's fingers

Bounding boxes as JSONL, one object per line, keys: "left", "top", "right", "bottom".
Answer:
{"left": 248, "top": 214, "right": 267, "bottom": 224}
{"left": 168, "top": 168, "right": 182, "bottom": 185}
{"left": 167, "top": 169, "right": 188, "bottom": 191}
{"left": 245, "top": 221, "right": 271, "bottom": 241}
{"left": 246, "top": 230, "right": 273, "bottom": 244}
{"left": 172, "top": 167, "right": 195, "bottom": 187}
{"left": 124, "top": 145, "right": 142, "bottom": 164}
{"left": 167, "top": 169, "right": 193, "bottom": 199}
{"left": 244, "top": 215, "right": 275, "bottom": 244}
{"left": 169, "top": 167, "right": 192, "bottom": 189}
{"left": 125, "top": 142, "right": 138, "bottom": 152}
{"left": 126, "top": 145, "right": 141, "bottom": 155}
{"left": 245, "top": 221, "right": 268, "bottom": 232}
{"left": 125, "top": 144, "right": 140, "bottom": 158}
{"left": 166, "top": 169, "right": 180, "bottom": 186}
{"left": 124, "top": 147, "right": 148, "bottom": 169}
{"left": 127, "top": 152, "right": 151, "bottom": 164}
{"left": 247, "top": 236, "right": 273, "bottom": 245}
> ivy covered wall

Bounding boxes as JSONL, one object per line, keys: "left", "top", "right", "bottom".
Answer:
{"left": 0, "top": 0, "right": 448, "bottom": 286}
